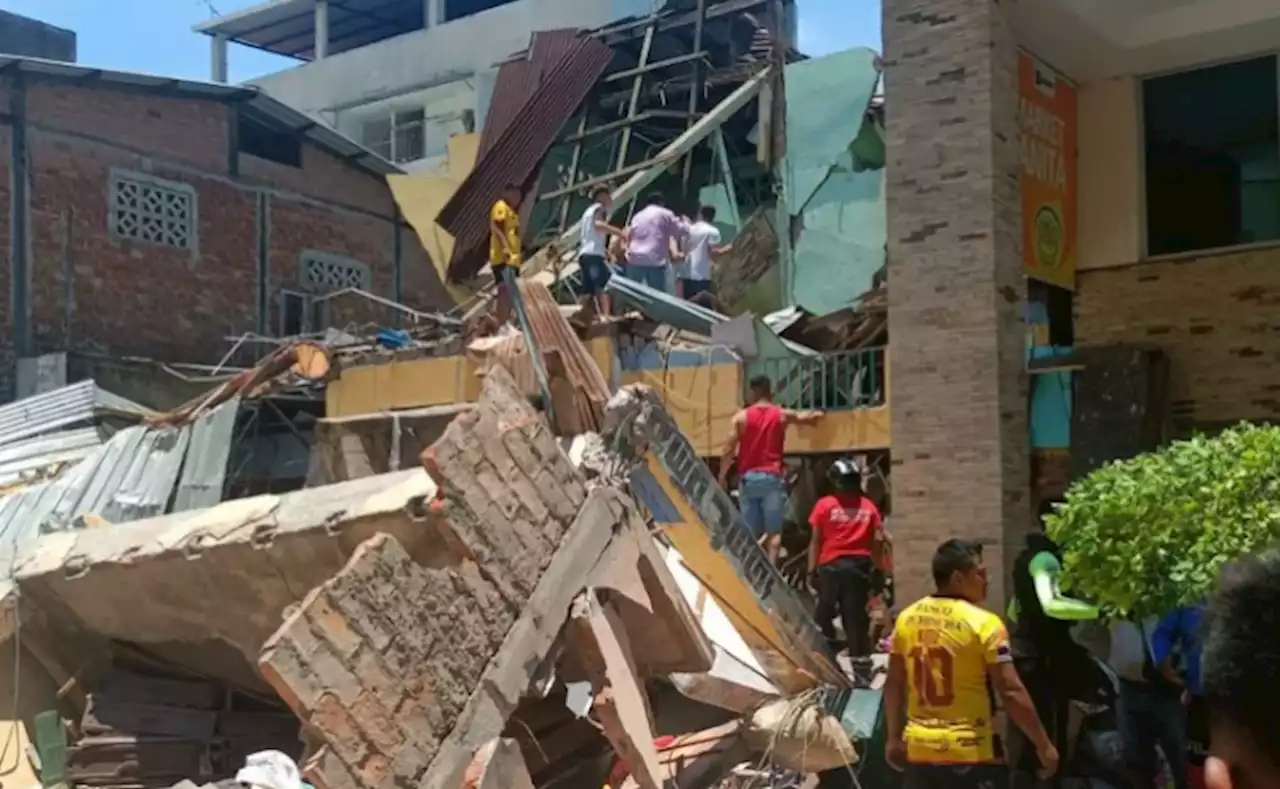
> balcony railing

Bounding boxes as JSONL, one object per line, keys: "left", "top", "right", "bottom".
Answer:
{"left": 748, "top": 348, "right": 886, "bottom": 412}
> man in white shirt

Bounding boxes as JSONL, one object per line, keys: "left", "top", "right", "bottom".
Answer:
{"left": 678, "top": 205, "right": 732, "bottom": 304}
{"left": 577, "top": 186, "right": 626, "bottom": 315}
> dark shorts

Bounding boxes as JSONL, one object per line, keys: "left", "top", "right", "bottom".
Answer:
{"left": 680, "top": 278, "right": 713, "bottom": 301}
{"left": 579, "top": 254, "right": 611, "bottom": 295}
{"left": 492, "top": 263, "right": 517, "bottom": 294}
{"left": 903, "top": 763, "right": 1008, "bottom": 789}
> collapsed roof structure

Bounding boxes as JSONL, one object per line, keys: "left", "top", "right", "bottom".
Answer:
{"left": 419, "top": 0, "right": 886, "bottom": 324}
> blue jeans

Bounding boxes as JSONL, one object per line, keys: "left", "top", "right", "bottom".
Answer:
{"left": 1118, "top": 679, "right": 1190, "bottom": 789}
{"left": 739, "top": 471, "right": 785, "bottom": 537}
{"left": 579, "top": 254, "right": 612, "bottom": 295}
{"left": 624, "top": 264, "right": 668, "bottom": 292}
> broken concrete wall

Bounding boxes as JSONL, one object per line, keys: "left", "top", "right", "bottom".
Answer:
{"left": 12, "top": 470, "right": 448, "bottom": 688}
{"left": 260, "top": 367, "right": 714, "bottom": 789}
{"left": 306, "top": 404, "right": 474, "bottom": 487}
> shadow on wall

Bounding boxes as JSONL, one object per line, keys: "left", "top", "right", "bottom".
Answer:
{"left": 387, "top": 133, "right": 483, "bottom": 306}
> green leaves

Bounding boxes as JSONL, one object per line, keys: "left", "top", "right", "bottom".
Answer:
{"left": 1046, "top": 423, "right": 1280, "bottom": 618}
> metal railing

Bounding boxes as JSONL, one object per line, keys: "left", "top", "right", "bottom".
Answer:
{"left": 747, "top": 347, "right": 886, "bottom": 412}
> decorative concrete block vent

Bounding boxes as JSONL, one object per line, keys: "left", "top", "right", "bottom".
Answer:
{"left": 258, "top": 366, "right": 597, "bottom": 789}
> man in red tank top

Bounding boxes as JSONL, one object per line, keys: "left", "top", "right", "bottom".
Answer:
{"left": 718, "top": 376, "right": 823, "bottom": 565}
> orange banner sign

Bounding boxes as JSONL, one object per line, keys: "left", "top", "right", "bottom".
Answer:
{"left": 1019, "top": 52, "right": 1077, "bottom": 290}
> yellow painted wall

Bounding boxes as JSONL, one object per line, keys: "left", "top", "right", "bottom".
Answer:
{"left": 327, "top": 337, "right": 616, "bottom": 417}
{"left": 622, "top": 364, "right": 742, "bottom": 458}
{"left": 1077, "top": 77, "right": 1143, "bottom": 270}
{"left": 386, "top": 133, "right": 481, "bottom": 304}
{"left": 623, "top": 362, "right": 892, "bottom": 456}
{"left": 330, "top": 342, "right": 891, "bottom": 454}
{"left": 0, "top": 645, "right": 62, "bottom": 789}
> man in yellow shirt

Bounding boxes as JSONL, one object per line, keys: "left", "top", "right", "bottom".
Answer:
{"left": 489, "top": 182, "right": 523, "bottom": 325}
{"left": 884, "top": 538, "right": 1058, "bottom": 788}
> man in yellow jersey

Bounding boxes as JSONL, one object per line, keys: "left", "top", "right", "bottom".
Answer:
{"left": 488, "top": 182, "right": 523, "bottom": 325}
{"left": 884, "top": 538, "right": 1058, "bottom": 788}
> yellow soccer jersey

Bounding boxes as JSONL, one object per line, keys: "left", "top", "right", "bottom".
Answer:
{"left": 891, "top": 595, "right": 1012, "bottom": 764}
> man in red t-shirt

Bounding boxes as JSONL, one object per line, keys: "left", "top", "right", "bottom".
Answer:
{"left": 807, "top": 457, "right": 884, "bottom": 660}
{"left": 718, "top": 376, "right": 822, "bottom": 565}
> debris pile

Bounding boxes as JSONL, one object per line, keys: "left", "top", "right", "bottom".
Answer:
{"left": 0, "top": 5, "right": 896, "bottom": 787}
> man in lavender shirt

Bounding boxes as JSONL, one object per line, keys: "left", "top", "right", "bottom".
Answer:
{"left": 624, "top": 193, "right": 688, "bottom": 293}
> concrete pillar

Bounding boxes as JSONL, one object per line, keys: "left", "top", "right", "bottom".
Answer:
{"left": 314, "top": 0, "right": 329, "bottom": 59}
{"left": 210, "top": 33, "right": 228, "bottom": 83}
{"left": 427, "top": 0, "right": 444, "bottom": 27}
{"left": 882, "top": 0, "right": 1030, "bottom": 607}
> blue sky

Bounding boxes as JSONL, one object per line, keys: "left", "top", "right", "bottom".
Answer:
{"left": 1, "top": 0, "right": 880, "bottom": 82}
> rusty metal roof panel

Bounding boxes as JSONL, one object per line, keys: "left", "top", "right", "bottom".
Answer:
{"left": 479, "top": 28, "right": 585, "bottom": 159}
{"left": 440, "top": 33, "right": 615, "bottom": 282}
{"left": 478, "top": 60, "right": 536, "bottom": 159}
{"left": 519, "top": 280, "right": 611, "bottom": 431}
{"left": 468, "top": 282, "right": 611, "bottom": 432}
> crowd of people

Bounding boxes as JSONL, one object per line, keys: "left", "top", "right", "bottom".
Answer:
{"left": 875, "top": 538, "right": 1278, "bottom": 789}
{"left": 486, "top": 185, "right": 734, "bottom": 325}
{"left": 487, "top": 191, "right": 1276, "bottom": 789}
{"left": 710, "top": 387, "right": 1273, "bottom": 789}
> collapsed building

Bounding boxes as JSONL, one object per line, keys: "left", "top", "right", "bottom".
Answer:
{"left": 0, "top": 3, "right": 900, "bottom": 787}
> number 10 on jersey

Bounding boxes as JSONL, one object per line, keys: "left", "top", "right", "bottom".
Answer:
{"left": 909, "top": 639, "right": 956, "bottom": 707}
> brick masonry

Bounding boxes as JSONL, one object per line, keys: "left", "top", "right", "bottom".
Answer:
{"left": 259, "top": 368, "right": 589, "bottom": 789}
{"left": 1077, "top": 246, "right": 1280, "bottom": 434}
{"left": 882, "top": 0, "right": 1031, "bottom": 605}
{"left": 0, "top": 76, "right": 448, "bottom": 401}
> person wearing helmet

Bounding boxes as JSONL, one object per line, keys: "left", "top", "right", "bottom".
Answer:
{"left": 807, "top": 457, "right": 885, "bottom": 661}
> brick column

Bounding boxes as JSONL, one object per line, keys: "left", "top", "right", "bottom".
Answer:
{"left": 883, "top": 0, "right": 1031, "bottom": 606}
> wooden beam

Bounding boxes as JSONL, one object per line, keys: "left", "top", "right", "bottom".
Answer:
{"left": 555, "top": 115, "right": 589, "bottom": 236}
{"left": 682, "top": 0, "right": 710, "bottom": 197}
{"left": 603, "top": 51, "right": 707, "bottom": 83}
{"left": 616, "top": 20, "right": 656, "bottom": 172}
{"left": 522, "top": 67, "right": 770, "bottom": 286}
{"left": 560, "top": 110, "right": 694, "bottom": 145}
{"left": 538, "top": 158, "right": 658, "bottom": 202}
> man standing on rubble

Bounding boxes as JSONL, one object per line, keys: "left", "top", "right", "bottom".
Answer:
{"left": 578, "top": 186, "right": 627, "bottom": 316}
{"left": 718, "top": 375, "right": 822, "bottom": 565}
{"left": 624, "top": 193, "right": 687, "bottom": 293}
{"left": 677, "top": 205, "right": 732, "bottom": 305}
{"left": 807, "top": 457, "right": 884, "bottom": 663}
{"left": 489, "top": 182, "right": 524, "bottom": 325}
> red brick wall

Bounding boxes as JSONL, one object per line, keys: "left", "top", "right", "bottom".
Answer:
{"left": 4, "top": 77, "right": 449, "bottom": 394}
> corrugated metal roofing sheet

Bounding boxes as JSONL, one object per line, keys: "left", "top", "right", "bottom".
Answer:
{"left": 0, "top": 380, "right": 149, "bottom": 448}
{"left": 478, "top": 60, "right": 536, "bottom": 159}
{"left": 478, "top": 29, "right": 584, "bottom": 160}
{"left": 173, "top": 397, "right": 240, "bottom": 513}
{"left": 440, "top": 32, "right": 614, "bottom": 283}
{"left": 471, "top": 282, "right": 612, "bottom": 433}
{"left": 0, "top": 428, "right": 105, "bottom": 487}
{"left": 0, "top": 399, "right": 239, "bottom": 578}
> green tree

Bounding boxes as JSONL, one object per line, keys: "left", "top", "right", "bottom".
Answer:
{"left": 1045, "top": 423, "right": 1280, "bottom": 617}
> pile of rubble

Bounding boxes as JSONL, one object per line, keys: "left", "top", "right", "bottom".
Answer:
{"left": 0, "top": 346, "right": 884, "bottom": 789}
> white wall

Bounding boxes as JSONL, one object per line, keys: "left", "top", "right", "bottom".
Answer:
{"left": 248, "top": 0, "right": 625, "bottom": 116}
